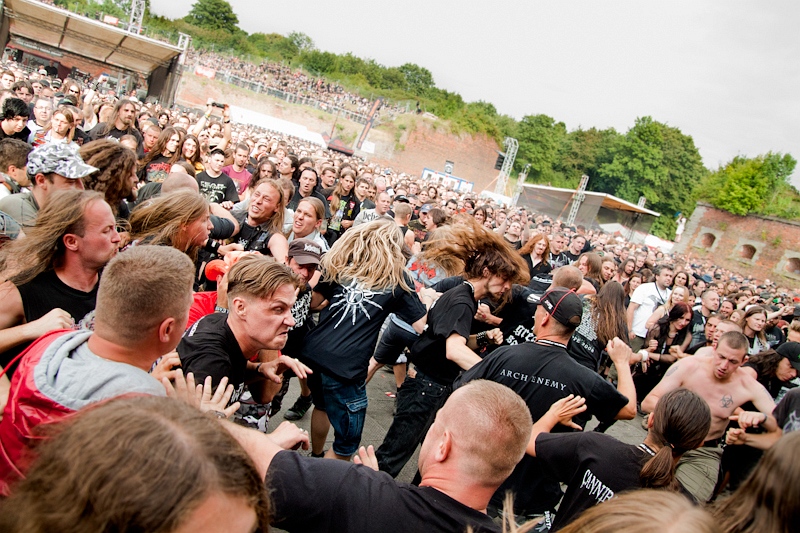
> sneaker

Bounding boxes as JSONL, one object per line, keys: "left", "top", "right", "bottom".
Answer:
{"left": 284, "top": 394, "right": 313, "bottom": 421}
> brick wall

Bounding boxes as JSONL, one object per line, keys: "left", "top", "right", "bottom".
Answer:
{"left": 370, "top": 124, "right": 500, "bottom": 193}
{"left": 674, "top": 202, "right": 800, "bottom": 287}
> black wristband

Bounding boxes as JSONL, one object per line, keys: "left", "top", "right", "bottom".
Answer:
{"left": 205, "top": 239, "right": 220, "bottom": 255}
{"left": 476, "top": 331, "right": 489, "bottom": 348}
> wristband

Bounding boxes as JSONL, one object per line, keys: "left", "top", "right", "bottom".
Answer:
{"left": 254, "top": 362, "right": 262, "bottom": 374}
{"left": 207, "top": 410, "right": 227, "bottom": 419}
{"left": 476, "top": 331, "right": 490, "bottom": 348}
{"left": 639, "top": 350, "right": 649, "bottom": 363}
{"left": 223, "top": 119, "right": 231, "bottom": 124}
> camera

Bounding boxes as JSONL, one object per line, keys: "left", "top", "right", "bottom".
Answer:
{"left": 210, "top": 101, "right": 225, "bottom": 109}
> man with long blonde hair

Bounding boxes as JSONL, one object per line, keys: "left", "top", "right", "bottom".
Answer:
{"left": 302, "top": 219, "right": 429, "bottom": 461}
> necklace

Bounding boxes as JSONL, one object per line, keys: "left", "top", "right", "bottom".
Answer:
{"left": 463, "top": 280, "right": 475, "bottom": 297}
{"left": 638, "top": 443, "right": 656, "bottom": 456}
{"left": 536, "top": 339, "right": 567, "bottom": 349}
{"left": 654, "top": 284, "right": 667, "bottom": 305}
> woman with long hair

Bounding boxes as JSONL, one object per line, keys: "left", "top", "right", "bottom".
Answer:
{"left": 624, "top": 272, "right": 644, "bottom": 307}
{"left": 568, "top": 281, "right": 629, "bottom": 373}
{"left": 326, "top": 170, "right": 358, "bottom": 245}
{"left": 301, "top": 219, "right": 429, "bottom": 461}
{"left": 741, "top": 306, "right": 769, "bottom": 355}
{"left": 80, "top": 139, "right": 138, "bottom": 218}
{"left": 712, "top": 431, "right": 800, "bottom": 533}
{"left": 673, "top": 270, "right": 690, "bottom": 288}
{"left": 0, "top": 396, "right": 270, "bottom": 532}
{"left": 472, "top": 205, "right": 489, "bottom": 226}
{"left": 30, "top": 108, "right": 77, "bottom": 148}
{"left": 633, "top": 301, "right": 693, "bottom": 400}
{"left": 519, "top": 232, "right": 551, "bottom": 277}
{"left": 138, "top": 126, "right": 182, "bottom": 183}
{"left": 645, "top": 284, "right": 692, "bottom": 331}
{"left": 529, "top": 388, "right": 711, "bottom": 531}
{"left": 577, "top": 252, "right": 604, "bottom": 291}
{"left": 129, "top": 190, "right": 212, "bottom": 263}
{"left": 179, "top": 134, "right": 204, "bottom": 173}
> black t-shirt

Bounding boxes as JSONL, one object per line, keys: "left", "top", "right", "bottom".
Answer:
{"left": 742, "top": 361, "right": 796, "bottom": 400}
{"left": 177, "top": 312, "right": 248, "bottom": 404}
{"left": 235, "top": 223, "right": 274, "bottom": 255}
{"left": 774, "top": 387, "right": 800, "bottom": 433}
{"left": 764, "top": 325, "right": 785, "bottom": 348}
{"left": 0, "top": 269, "right": 98, "bottom": 372}
{"left": 528, "top": 273, "right": 554, "bottom": 294}
{"left": 196, "top": 171, "right": 239, "bottom": 204}
{"left": 523, "top": 254, "right": 552, "bottom": 278}
{"left": 688, "top": 309, "right": 708, "bottom": 352}
{"left": 283, "top": 283, "right": 313, "bottom": 357}
{"left": 561, "top": 250, "right": 581, "bottom": 265}
{"left": 139, "top": 154, "right": 172, "bottom": 183}
{"left": 302, "top": 274, "right": 426, "bottom": 382}
{"left": 88, "top": 123, "right": 143, "bottom": 156}
{"left": 536, "top": 432, "right": 648, "bottom": 531}
{"left": 410, "top": 283, "right": 476, "bottom": 385}
{"left": 0, "top": 126, "right": 30, "bottom": 142}
{"left": 269, "top": 451, "right": 499, "bottom": 533}
{"left": 567, "top": 298, "right": 604, "bottom": 372}
{"left": 494, "top": 284, "right": 538, "bottom": 348}
{"left": 455, "top": 342, "right": 628, "bottom": 515}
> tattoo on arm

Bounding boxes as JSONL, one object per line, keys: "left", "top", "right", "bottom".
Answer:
{"left": 720, "top": 395, "right": 733, "bottom": 408}
{"left": 664, "top": 365, "right": 678, "bottom": 378}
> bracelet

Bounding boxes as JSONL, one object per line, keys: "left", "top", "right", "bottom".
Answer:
{"left": 223, "top": 119, "right": 231, "bottom": 124}
{"left": 207, "top": 410, "right": 227, "bottom": 419}
{"left": 254, "top": 362, "right": 262, "bottom": 374}
{"left": 476, "top": 331, "right": 490, "bottom": 348}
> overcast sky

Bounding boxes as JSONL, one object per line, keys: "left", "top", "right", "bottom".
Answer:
{"left": 151, "top": 0, "right": 799, "bottom": 182}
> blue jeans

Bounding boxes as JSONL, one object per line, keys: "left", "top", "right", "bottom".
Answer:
{"left": 307, "top": 371, "right": 368, "bottom": 457}
{"left": 376, "top": 372, "right": 452, "bottom": 477}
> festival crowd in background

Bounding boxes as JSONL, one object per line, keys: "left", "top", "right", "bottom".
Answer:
{"left": 0, "top": 58, "right": 796, "bottom": 533}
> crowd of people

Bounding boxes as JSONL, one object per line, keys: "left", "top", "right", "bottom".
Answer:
{"left": 184, "top": 49, "right": 409, "bottom": 121}
{"left": 0, "top": 58, "right": 796, "bottom": 533}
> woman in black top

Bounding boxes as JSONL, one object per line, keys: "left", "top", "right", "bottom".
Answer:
{"left": 520, "top": 232, "right": 552, "bottom": 277}
{"left": 531, "top": 387, "right": 710, "bottom": 531}
{"left": 633, "top": 301, "right": 693, "bottom": 401}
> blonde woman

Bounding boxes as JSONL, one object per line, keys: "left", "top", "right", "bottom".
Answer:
{"left": 301, "top": 219, "right": 429, "bottom": 461}
{"left": 645, "top": 284, "right": 691, "bottom": 331}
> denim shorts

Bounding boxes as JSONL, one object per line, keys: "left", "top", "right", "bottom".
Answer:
{"left": 307, "top": 371, "right": 368, "bottom": 457}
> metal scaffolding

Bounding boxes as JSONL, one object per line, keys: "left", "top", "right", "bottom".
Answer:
{"left": 128, "top": 0, "right": 145, "bottom": 34}
{"left": 494, "top": 136, "right": 518, "bottom": 196}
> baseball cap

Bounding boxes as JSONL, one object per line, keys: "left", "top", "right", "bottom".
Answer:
{"left": 27, "top": 143, "right": 97, "bottom": 180}
{"left": 776, "top": 342, "right": 800, "bottom": 372}
{"left": 393, "top": 195, "right": 410, "bottom": 203}
{"left": 540, "top": 288, "right": 582, "bottom": 327}
{"left": 419, "top": 204, "right": 433, "bottom": 214}
{"left": 288, "top": 239, "right": 322, "bottom": 266}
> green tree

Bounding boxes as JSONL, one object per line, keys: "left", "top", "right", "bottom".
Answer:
{"left": 398, "top": 63, "right": 434, "bottom": 96}
{"left": 597, "top": 117, "right": 706, "bottom": 237}
{"left": 185, "top": 0, "right": 239, "bottom": 33}
{"left": 301, "top": 50, "right": 337, "bottom": 74}
{"left": 516, "top": 114, "right": 568, "bottom": 184}
{"left": 288, "top": 31, "right": 315, "bottom": 53}
{"left": 700, "top": 153, "right": 798, "bottom": 216}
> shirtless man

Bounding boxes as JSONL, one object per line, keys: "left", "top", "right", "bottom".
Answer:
{"left": 641, "top": 331, "right": 776, "bottom": 502}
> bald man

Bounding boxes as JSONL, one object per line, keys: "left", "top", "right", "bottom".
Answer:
{"left": 226, "top": 380, "right": 532, "bottom": 533}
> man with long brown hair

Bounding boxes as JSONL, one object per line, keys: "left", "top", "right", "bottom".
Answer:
{"left": 0, "top": 190, "right": 119, "bottom": 379}
{"left": 87, "top": 98, "right": 143, "bottom": 155}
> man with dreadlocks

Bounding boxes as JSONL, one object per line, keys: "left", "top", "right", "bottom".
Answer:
{"left": 302, "top": 219, "right": 429, "bottom": 461}
{"left": 376, "top": 219, "right": 529, "bottom": 478}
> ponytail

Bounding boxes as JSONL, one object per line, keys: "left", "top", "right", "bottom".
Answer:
{"left": 639, "top": 388, "right": 710, "bottom": 490}
{"left": 640, "top": 445, "right": 679, "bottom": 489}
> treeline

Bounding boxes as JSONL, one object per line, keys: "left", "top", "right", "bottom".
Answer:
{"left": 58, "top": 0, "right": 799, "bottom": 237}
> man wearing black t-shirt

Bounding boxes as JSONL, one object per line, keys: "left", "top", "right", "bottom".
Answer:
{"left": 88, "top": 99, "right": 143, "bottom": 155}
{"left": 228, "top": 379, "right": 532, "bottom": 533}
{"left": 196, "top": 148, "right": 239, "bottom": 208}
{"left": 560, "top": 234, "right": 585, "bottom": 265}
{"left": 456, "top": 288, "right": 636, "bottom": 518}
{"left": 177, "top": 256, "right": 311, "bottom": 422}
{"left": 376, "top": 245, "right": 518, "bottom": 477}
{"left": 0, "top": 190, "right": 120, "bottom": 377}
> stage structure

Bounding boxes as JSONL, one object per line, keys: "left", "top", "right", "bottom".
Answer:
{"left": 0, "top": 0, "right": 183, "bottom": 104}
{"left": 516, "top": 183, "right": 660, "bottom": 243}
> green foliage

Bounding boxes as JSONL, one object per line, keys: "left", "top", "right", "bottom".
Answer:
{"left": 594, "top": 117, "right": 707, "bottom": 238}
{"left": 698, "top": 152, "right": 799, "bottom": 218}
{"left": 185, "top": 0, "right": 239, "bottom": 33}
